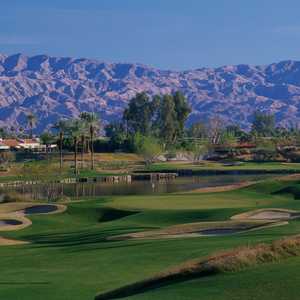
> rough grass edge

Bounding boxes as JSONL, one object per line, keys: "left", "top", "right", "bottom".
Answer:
{"left": 95, "top": 234, "right": 300, "bottom": 300}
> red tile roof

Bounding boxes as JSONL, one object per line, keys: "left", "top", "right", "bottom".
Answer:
{"left": 1, "top": 139, "right": 19, "bottom": 147}
{"left": 19, "top": 139, "right": 39, "bottom": 144}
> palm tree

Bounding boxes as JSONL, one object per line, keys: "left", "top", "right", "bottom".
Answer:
{"left": 26, "top": 113, "right": 37, "bottom": 138}
{"left": 68, "top": 119, "right": 84, "bottom": 175}
{"left": 53, "top": 120, "right": 68, "bottom": 171}
{"left": 40, "top": 131, "right": 55, "bottom": 161}
{"left": 80, "top": 112, "right": 100, "bottom": 170}
{"left": 80, "top": 130, "right": 88, "bottom": 169}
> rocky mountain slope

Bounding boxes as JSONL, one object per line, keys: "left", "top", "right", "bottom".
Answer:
{"left": 1, "top": 53, "right": 300, "bottom": 133}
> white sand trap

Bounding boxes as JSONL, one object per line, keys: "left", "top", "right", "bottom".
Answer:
{"left": 0, "top": 202, "right": 66, "bottom": 216}
{"left": 0, "top": 202, "right": 67, "bottom": 246}
{"left": 110, "top": 208, "right": 297, "bottom": 241}
{"left": 248, "top": 211, "right": 291, "bottom": 220}
{"left": 108, "top": 220, "right": 285, "bottom": 241}
{"left": 0, "top": 214, "right": 32, "bottom": 232}
{"left": 0, "top": 202, "right": 66, "bottom": 234}
{"left": 232, "top": 209, "right": 300, "bottom": 221}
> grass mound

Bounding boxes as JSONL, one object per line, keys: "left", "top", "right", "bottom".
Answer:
{"left": 95, "top": 235, "right": 300, "bottom": 300}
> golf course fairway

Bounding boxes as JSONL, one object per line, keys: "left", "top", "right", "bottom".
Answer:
{"left": 1, "top": 178, "right": 300, "bottom": 299}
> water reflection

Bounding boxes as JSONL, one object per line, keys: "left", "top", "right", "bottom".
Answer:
{"left": 0, "top": 174, "right": 274, "bottom": 201}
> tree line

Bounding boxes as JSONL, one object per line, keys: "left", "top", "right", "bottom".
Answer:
{"left": 1, "top": 91, "right": 300, "bottom": 169}
{"left": 105, "top": 93, "right": 300, "bottom": 158}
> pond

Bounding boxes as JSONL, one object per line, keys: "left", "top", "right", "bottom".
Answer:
{"left": 0, "top": 174, "right": 275, "bottom": 201}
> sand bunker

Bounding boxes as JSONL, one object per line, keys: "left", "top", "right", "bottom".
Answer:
{"left": 0, "top": 219, "right": 23, "bottom": 226}
{"left": 109, "top": 220, "right": 282, "bottom": 241}
{"left": 249, "top": 211, "right": 292, "bottom": 220}
{"left": 111, "top": 208, "right": 297, "bottom": 241}
{"left": 0, "top": 202, "right": 67, "bottom": 246}
{"left": 232, "top": 208, "right": 300, "bottom": 221}
{"left": 0, "top": 202, "right": 66, "bottom": 216}
{"left": 0, "top": 214, "right": 32, "bottom": 232}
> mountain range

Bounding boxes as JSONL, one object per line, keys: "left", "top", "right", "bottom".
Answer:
{"left": 1, "top": 53, "right": 300, "bottom": 133}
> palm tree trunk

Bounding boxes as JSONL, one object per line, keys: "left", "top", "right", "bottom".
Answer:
{"left": 74, "top": 137, "right": 78, "bottom": 175}
{"left": 59, "top": 132, "right": 63, "bottom": 171}
{"left": 90, "top": 128, "right": 95, "bottom": 170}
{"left": 86, "top": 138, "right": 90, "bottom": 153}
{"left": 81, "top": 135, "right": 85, "bottom": 169}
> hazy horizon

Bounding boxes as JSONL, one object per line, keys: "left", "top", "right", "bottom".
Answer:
{"left": 2, "top": 51, "right": 300, "bottom": 72}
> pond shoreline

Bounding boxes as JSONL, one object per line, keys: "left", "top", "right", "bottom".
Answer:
{"left": 1, "top": 168, "right": 298, "bottom": 188}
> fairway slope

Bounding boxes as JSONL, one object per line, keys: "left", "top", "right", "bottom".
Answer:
{"left": 95, "top": 235, "right": 300, "bottom": 300}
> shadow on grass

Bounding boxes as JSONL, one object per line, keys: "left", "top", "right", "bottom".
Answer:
{"left": 273, "top": 185, "right": 300, "bottom": 200}
{"left": 98, "top": 208, "right": 139, "bottom": 223}
{"left": 22, "top": 226, "right": 157, "bottom": 252}
{"left": 95, "top": 271, "right": 214, "bottom": 300}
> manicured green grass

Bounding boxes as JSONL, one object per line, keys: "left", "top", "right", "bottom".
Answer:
{"left": 124, "top": 256, "right": 300, "bottom": 300}
{"left": 2, "top": 158, "right": 300, "bottom": 184}
{"left": 146, "top": 161, "right": 300, "bottom": 171}
{"left": 2, "top": 178, "right": 300, "bottom": 299}
{"left": 0, "top": 160, "right": 126, "bottom": 183}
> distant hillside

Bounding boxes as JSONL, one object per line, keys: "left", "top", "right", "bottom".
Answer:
{"left": 1, "top": 53, "right": 300, "bottom": 132}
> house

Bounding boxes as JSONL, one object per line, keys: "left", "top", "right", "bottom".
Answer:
{"left": 17, "top": 138, "right": 44, "bottom": 150}
{"left": 0, "top": 138, "right": 57, "bottom": 152}
{"left": 0, "top": 139, "right": 10, "bottom": 151}
{"left": 0, "top": 139, "right": 19, "bottom": 149}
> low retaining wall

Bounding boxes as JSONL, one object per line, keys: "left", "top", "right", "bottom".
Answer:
{"left": 0, "top": 173, "right": 178, "bottom": 187}
{"left": 1, "top": 168, "right": 296, "bottom": 188}
{"left": 132, "top": 173, "right": 178, "bottom": 181}
{"left": 0, "top": 175, "right": 132, "bottom": 187}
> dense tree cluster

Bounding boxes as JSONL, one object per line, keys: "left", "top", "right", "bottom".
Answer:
{"left": 106, "top": 91, "right": 191, "bottom": 151}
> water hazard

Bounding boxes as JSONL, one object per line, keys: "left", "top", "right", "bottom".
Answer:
{"left": 0, "top": 174, "right": 274, "bottom": 201}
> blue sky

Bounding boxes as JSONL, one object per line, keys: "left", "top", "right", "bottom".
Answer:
{"left": 2, "top": 0, "right": 300, "bottom": 70}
